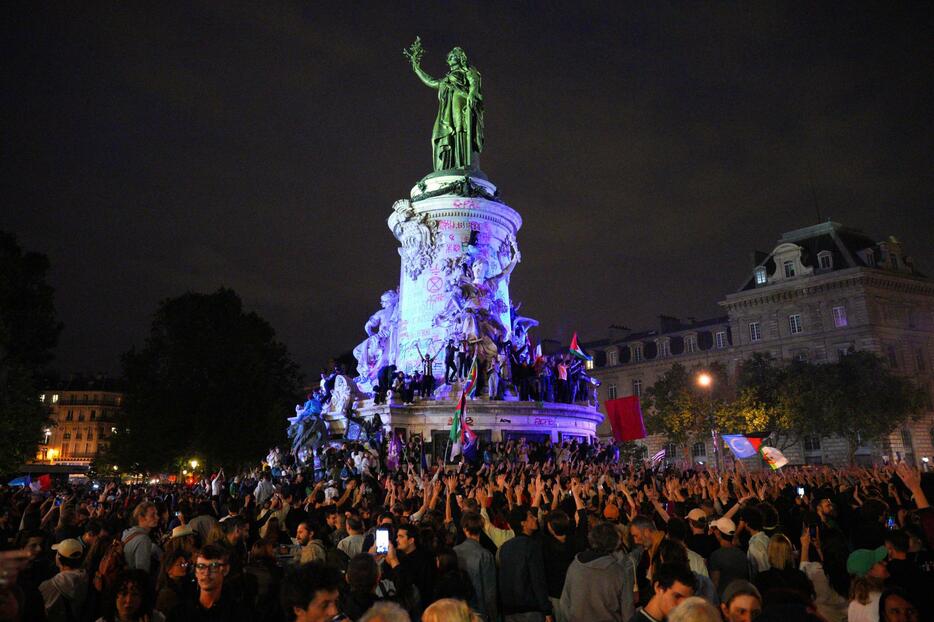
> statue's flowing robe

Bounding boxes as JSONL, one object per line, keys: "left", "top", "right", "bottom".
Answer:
{"left": 432, "top": 67, "right": 483, "bottom": 170}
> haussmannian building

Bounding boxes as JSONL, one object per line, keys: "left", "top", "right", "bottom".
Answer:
{"left": 585, "top": 222, "right": 934, "bottom": 468}
{"left": 34, "top": 377, "right": 123, "bottom": 467}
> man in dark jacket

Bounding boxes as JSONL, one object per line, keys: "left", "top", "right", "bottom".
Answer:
{"left": 498, "top": 506, "right": 553, "bottom": 621}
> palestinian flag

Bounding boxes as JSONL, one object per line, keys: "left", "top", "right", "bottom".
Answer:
{"left": 569, "top": 332, "right": 592, "bottom": 361}
{"left": 451, "top": 391, "right": 479, "bottom": 461}
{"left": 450, "top": 389, "right": 467, "bottom": 459}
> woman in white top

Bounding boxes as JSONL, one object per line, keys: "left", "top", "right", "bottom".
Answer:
{"left": 799, "top": 529, "right": 848, "bottom": 622}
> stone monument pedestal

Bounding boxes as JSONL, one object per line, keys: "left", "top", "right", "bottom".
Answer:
{"left": 326, "top": 396, "right": 602, "bottom": 458}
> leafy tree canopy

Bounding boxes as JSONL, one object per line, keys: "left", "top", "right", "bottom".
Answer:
{"left": 0, "top": 232, "right": 62, "bottom": 472}
{"left": 106, "top": 288, "right": 301, "bottom": 472}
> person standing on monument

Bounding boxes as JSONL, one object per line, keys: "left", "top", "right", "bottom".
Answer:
{"left": 444, "top": 339, "right": 458, "bottom": 384}
{"left": 407, "top": 39, "right": 484, "bottom": 172}
{"left": 457, "top": 339, "right": 470, "bottom": 380}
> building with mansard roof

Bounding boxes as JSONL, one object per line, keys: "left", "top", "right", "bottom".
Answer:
{"left": 585, "top": 221, "right": 934, "bottom": 467}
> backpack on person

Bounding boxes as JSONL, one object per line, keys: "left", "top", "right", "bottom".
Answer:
{"left": 93, "top": 539, "right": 127, "bottom": 593}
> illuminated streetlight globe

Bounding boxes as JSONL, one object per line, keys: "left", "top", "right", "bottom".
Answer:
{"left": 696, "top": 372, "right": 713, "bottom": 387}
{"left": 190, "top": 459, "right": 199, "bottom": 469}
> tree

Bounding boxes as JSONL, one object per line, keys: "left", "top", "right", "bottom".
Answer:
{"left": 643, "top": 361, "right": 768, "bottom": 460}
{"left": 0, "top": 232, "right": 62, "bottom": 472}
{"left": 736, "top": 353, "right": 815, "bottom": 450}
{"left": 819, "top": 351, "right": 926, "bottom": 464}
{"left": 106, "top": 288, "right": 301, "bottom": 472}
{"left": 737, "top": 351, "right": 926, "bottom": 462}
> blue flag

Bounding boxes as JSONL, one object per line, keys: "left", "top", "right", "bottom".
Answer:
{"left": 722, "top": 434, "right": 762, "bottom": 459}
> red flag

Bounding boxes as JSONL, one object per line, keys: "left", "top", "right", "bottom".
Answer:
{"left": 605, "top": 396, "right": 646, "bottom": 442}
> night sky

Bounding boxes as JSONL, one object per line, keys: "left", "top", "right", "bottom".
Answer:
{"left": 3, "top": 3, "right": 932, "bottom": 378}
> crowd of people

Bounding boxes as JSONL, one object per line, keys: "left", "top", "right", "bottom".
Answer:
{"left": 1, "top": 436, "right": 932, "bottom": 622}
{"left": 371, "top": 338, "right": 598, "bottom": 405}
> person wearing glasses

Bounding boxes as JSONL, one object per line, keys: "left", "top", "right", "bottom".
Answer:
{"left": 155, "top": 549, "right": 193, "bottom": 619}
{"left": 167, "top": 544, "right": 250, "bottom": 621}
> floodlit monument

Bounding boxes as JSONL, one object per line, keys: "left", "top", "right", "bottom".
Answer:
{"left": 294, "top": 39, "right": 602, "bottom": 455}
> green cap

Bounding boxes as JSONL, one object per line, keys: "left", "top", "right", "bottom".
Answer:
{"left": 846, "top": 546, "right": 888, "bottom": 576}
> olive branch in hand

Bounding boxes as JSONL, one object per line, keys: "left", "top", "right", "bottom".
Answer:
{"left": 404, "top": 37, "right": 425, "bottom": 64}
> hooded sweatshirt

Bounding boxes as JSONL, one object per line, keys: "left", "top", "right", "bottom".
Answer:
{"left": 559, "top": 549, "right": 635, "bottom": 622}
{"left": 39, "top": 568, "right": 88, "bottom": 622}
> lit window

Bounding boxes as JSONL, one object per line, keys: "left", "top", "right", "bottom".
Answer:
{"left": 818, "top": 252, "right": 833, "bottom": 270}
{"left": 749, "top": 322, "right": 761, "bottom": 342}
{"left": 607, "top": 349, "right": 618, "bottom": 366}
{"left": 789, "top": 314, "right": 803, "bottom": 335}
{"left": 715, "top": 331, "right": 727, "bottom": 349}
{"left": 832, "top": 305, "right": 847, "bottom": 328}
{"left": 585, "top": 359, "right": 594, "bottom": 370}
{"left": 52, "top": 394, "right": 59, "bottom": 403}
{"left": 685, "top": 335, "right": 697, "bottom": 353}
{"left": 658, "top": 340, "right": 670, "bottom": 357}
{"left": 607, "top": 384, "right": 618, "bottom": 400}
{"left": 632, "top": 379, "right": 643, "bottom": 397}
{"left": 39, "top": 394, "right": 46, "bottom": 403}
{"left": 632, "top": 345, "right": 643, "bottom": 362}
{"left": 754, "top": 267, "right": 767, "bottom": 285}
{"left": 783, "top": 260, "right": 796, "bottom": 278}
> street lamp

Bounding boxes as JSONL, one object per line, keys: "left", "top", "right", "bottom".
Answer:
{"left": 696, "top": 371, "right": 721, "bottom": 471}
{"left": 47, "top": 448, "right": 58, "bottom": 464}
{"left": 189, "top": 459, "right": 199, "bottom": 470}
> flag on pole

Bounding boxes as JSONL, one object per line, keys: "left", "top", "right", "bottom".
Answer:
{"left": 722, "top": 434, "right": 763, "bottom": 459}
{"left": 450, "top": 389, "right": 466, "bottom": 460}
{"left": 569, "top": 332, "right": 592, "bottom": 361}
{"left": 604, "top": 396, "right": 647, "bottom": 441}
{"left": 533, "top": 342, "right": 543, "bottom": 362}
{"left": 650, "top": 448, "right": 666, "bottom": 466}
{"left": 464, "top": 355, "right": 479, "bottom": 399}
{"left": 759, "top": 446, "right": 788, "bottom": 470}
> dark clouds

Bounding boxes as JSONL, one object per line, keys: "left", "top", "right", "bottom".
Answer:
{"left": 2, "top": 2, "right": 932, "bottom": 377}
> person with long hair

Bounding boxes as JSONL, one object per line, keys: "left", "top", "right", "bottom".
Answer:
{"left": 847, "top": 547, "right": 889, "bottom": 622}
{"left": 753, "top": 534, "right": 814, "bottom": 604}
{"left": 154, "top": 548, "right": 192, "bottom": 619}
{"left": 800, "top": 527, "right": 848, "bottom": 622}
{"left": 95, "top": 569, "right": 164, "bottom": 622}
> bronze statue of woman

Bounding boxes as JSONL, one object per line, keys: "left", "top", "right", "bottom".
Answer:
{"left": 406, "top": 39, "right": 484, "bottom": 172}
